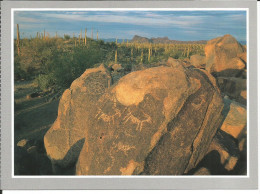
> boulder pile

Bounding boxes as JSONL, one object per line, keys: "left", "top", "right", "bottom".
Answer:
{"left": 44, "top": 34, "right": 247, "bottom": 175}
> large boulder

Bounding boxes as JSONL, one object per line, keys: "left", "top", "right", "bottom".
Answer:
{"left": 45, "top": 62, "right": 224, "bottom": 175}
{"left": 44, "top": 64, "right": 112, "bottom": 168}
{"left": 205, "top": 34, "right": 246, "bottom": 77}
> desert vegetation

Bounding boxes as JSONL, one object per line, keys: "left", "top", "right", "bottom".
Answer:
{"left": 14, "top": 26, "right": 205, "bottom": 92}
{"left": 14, "top": 25, "right": 247, "bottom": 176}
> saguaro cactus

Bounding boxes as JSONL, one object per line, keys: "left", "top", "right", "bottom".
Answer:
{"left": 148, "top": 47, "right": 151, "bottom": 62}
{"left": 115, "top": 49, "right": 118, "bottom": 64}
{"left": 141, "top": 49, "right": 143, "bottom": 63}
{"left": 97, "top": 30, "right": 99, "bottom": 40}
{"left": 80, "top": 29, "right": 82, "bottom": 40}
{"left": 131, "top": 47, "right": 133, "bottom": 61}
{"left": 85, "top": 28, "right": 87, "bottom": 46}
{"left": 16, "top": 24, "right": 20, "bottom": 56}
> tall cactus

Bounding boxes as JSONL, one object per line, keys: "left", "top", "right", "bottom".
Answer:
{"left": 16, "top": 24, "right": 20, "bottom": 56}
{"left": 148, "top": 47, "right": 151, "bottom": 62}
{"left": 80, "top": 29, "right": 82, "bottom": 40}
{"left": 131, "top": 47, "right": 133, "bottom": 61}
{"left": 115, "top": 49, "right": 118, "bottom": 64}
{"left": 85, "top": 28, "right": 87, "bottom": 46}
{"left": 141, "top": 49, "right": 143, "bottom": 63}
{"left": 97, "top": 30, "right": 99, "bottom": 40}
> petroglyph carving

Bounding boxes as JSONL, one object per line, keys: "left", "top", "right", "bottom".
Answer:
{"left": 123, "top": 110, "right": 152, "bottom": 132}
{"left": 116, "top": 142, "right": 136, "bottom": 156}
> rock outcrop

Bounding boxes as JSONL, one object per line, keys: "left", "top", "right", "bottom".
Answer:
{"left": 205, "top": 34, "right": 246, "bottom": 77}
{"left": 44, "top": 60, "right": 224, "bottom": 175}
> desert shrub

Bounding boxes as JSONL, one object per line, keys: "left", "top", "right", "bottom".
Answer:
{"left": 14, "top": 36, "right": 205, "bottom": 91}
{"left": 64, "top": 34, "right": 70, "bottom": 40}
{"left": 35, "top": 73, "right": 55, "bottom": 91}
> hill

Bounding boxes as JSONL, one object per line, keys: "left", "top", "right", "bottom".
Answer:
{"left": 131, "top": 35, "right": 207, "bottom": 44}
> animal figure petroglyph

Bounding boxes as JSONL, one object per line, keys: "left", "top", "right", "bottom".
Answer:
{"left": 95, "top": 95, "right": 122, "bottom": 125}
{"left": 123, "top": 110, "right": 152, "bottom": 132}
{"left": 95, "top": 108, "right": 121, "bottom": 125}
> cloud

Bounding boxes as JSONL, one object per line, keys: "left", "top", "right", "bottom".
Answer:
{"left": 42, "top": 12, "right": 204, "bottom": 28}
{"left": 13, "top": 11, "right": 246, "bottom": 41}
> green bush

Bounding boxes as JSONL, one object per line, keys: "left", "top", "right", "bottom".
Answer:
{"left": 64, "top": 34, "right": 70, "bottom": 40}
{"left": 36, "top": 73, "right": 55, "bottom": 91}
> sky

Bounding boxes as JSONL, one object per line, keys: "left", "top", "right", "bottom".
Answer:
{"left": 14, "top": 10, "right": 247, "bottom": 42}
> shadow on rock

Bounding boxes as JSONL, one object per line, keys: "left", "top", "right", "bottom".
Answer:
{"left": 51, "top": 138, "right": 85, "bottom": 175}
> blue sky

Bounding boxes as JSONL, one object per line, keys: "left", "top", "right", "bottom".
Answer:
{"left": 14, "top": 10, "right": 247, "bottom": 41}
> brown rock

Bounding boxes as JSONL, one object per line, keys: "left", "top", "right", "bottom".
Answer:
{"left": 193, "top": 167, "right": 211, "bottom": 175}
{"left": 17, "top": 139, "right": 28, "bottom": 147}
{"left": 167, "top": 57, "right": 185, "bottom": 67}
{"left": 237, "top": 52, "right": 247, "bottom": 64}
{"left": 111, "top": 64, "right": 123, "bottom": 72}
{"left": 221, "top": 98, "right": 247, "bottom": 139}
{"left": 44, "top": 64, "right": 112, "bottom": 168}
{"left": 205, "top": 34, "right": 246, "bottom": 77}
{"left": 217, "top": 77, "right": 246, "bottom": 105}
{"left": 190, "top": 54, "right": 206, "bottom": 68}
{"left": 27, "top": 146, "right": 38, "bottom": 154}
{"left": 26, "top": 92, "right": 40, "bottom": 99}
{"left": 45, "top": 62, "right": 224, "bottom": 175}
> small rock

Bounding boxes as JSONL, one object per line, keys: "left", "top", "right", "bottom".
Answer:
{"left": 166, "top": 57, "right": 185, "bottom": 68}
{"left": 112, "top": 64, "right": 123, "bottom": 72}
{"left": 190, "top": 54, "right": 206, "bottom": 68}
{"left": 221, "top": 98, "right": 247, "bottom": 139}
{"left": 26, "top": 92, "right": 40, "bottom": 99}
{"left": 17, "top": 139, "right": 28, "bottom": 147}
{"left": 27, "top": 146, "right": 38, "bottom": 154}
{"left": 193, "top": 167, "right": 211, "bottom": 175}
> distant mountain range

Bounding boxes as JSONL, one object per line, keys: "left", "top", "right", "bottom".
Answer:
{"left": 102, "top": 35, "right": 246, "bottom": 45}
{"left": 130, "top": 35, "right": 208, "bottom": 44}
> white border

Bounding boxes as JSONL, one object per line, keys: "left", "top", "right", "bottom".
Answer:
{"left": 11, "top": 8, "right": 249, "bottom": 179}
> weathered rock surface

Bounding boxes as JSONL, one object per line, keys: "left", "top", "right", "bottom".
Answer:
{"left": 45, "top": 61, "right": 224, "bottom": 175}
{"left": 217, "top": 77, "right": 246, "bottom": 105}
{"left": 190, "top": 54, "right": 206, "bottom": 69}
{"left": 221, "top": 98, "right": 247, "bottom": 139}
{"left": 205, "top": 34, "right": 246, "bottom": 77}
{"left": 44, "top": 64, "right": 112, "bottom": 168}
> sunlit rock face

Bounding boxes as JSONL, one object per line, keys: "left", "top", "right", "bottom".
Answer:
{"left": 205, "top": 34, "right": 246, "bottom": 77}
{"left": 44, "top": 60, "right": 224, "bottom": 175}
